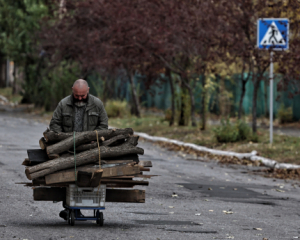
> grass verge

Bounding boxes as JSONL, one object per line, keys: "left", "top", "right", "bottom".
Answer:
{"left": 0, "top": 87, "right": 23, "bottom": 103}
{"left": 109, "top": 116, "right": 300, "bottom": 165}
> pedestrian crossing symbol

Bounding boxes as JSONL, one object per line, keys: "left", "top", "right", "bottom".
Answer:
{"left": 257, "top": 18, "right": 289, "bottom": 50}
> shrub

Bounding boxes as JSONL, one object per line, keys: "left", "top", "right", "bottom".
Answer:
{"left": 236, "top": 119, "right": 251, "bottom": 140}
{"left": 105, "top": 100, "right": 130, "bottom": 118}
{"left": 277, "top": 105, "right": 293, "bottom": 124}
{"left": 213, "top": 119, "right": 239, "bottom": 143}
{"left": 213, "top": 118, "right": 252, "bottom": 143}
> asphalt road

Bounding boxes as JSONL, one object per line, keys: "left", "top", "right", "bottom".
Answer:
{"left": 0, "top": 112, "right": 300, "bottom": 240}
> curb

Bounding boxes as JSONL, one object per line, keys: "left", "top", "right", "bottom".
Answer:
{"left": 134, "top": 131, "right": 300, "bottom": 170}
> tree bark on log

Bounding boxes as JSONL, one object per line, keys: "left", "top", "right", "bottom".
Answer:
{"left": 46, "top": 128, "right": 134, "bottom": 156}
{"left": 43, "top": 129, "right": 73, "bottom": 142}
{"left": 43, "top": 128, "right": 133, "bottom": 143}
{"left": 75, "top": 134, "right": 128, "bottom": 152}
{"left": 26, "top": 142, "right": 144, "bottom": 180}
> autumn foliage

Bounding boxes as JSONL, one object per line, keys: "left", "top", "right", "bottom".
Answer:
{"left": 41, "top": 0, "right": 300, "bottom": 131}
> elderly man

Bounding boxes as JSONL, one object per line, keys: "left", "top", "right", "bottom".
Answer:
{"left": 50, "top": 79, "right": 108, "bottom": 220}
{"left": 50, "top": 79, "right": 108, "bottom": 133}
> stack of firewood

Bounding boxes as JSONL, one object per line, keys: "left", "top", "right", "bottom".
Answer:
{"left": 20, "top": 128, "right": 154, "bottom": 203}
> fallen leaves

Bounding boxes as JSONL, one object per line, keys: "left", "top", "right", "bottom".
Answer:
{"left": 253, "top": 228, "right": 262, "bottom": 231}
{"left": 254, "top": 168, "right": 300, "bottom": 180}
{"left": 223, "top": 210, "right": 234, "bottom": 214}
{"left": 172, "top": 193, "right": 178, "bottom": 197}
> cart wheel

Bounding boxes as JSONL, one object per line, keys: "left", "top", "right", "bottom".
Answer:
{"left": 70, "top": 210, "right": 75, "bottom": 226}
{"left": 96, "top": 210, "right": 100, "bottom": 224}
{"left": 98, "top": 212, "right": 104, "bottom": 226}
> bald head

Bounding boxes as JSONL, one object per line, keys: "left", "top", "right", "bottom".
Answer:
{"left": 72, "top": 79, "right": 89, "bottom": 102}
{"left": 73, "top": 79, "right": 89, "bottom": 88}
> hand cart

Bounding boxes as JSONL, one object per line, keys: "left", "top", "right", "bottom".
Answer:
{"left": 63, "top": 184, "right": 106, "bottom": 226}
{"left": 63, "top": 204, "right": 105, "bottom": 226}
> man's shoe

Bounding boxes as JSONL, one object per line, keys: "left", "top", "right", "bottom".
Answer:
{"left": 59, "top": 209, "right": 68, "bottom": 221}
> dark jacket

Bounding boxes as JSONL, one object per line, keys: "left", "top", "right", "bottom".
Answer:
{"left": 49, "top": 94, "right": 108, "bottom": 133}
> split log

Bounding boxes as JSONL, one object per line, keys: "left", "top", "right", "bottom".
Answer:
{"left": 106, "top": 189, "right": 145, "bottom": 203}
{"left": 33, "top": 187, "right": 66, "bottom": 201}
{"left": 44, "top": 164, "right": 140, "bottom": 185}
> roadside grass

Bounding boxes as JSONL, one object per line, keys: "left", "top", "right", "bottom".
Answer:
{"left": 0, "top": 87, "right": 23, "bottom": 103}
{"left": 109, "top": 116, "right": 300, "bottom": 165}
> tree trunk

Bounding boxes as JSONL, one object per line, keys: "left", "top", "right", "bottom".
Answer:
{"left": 184, "top": 82, "right": 196, "bottom": 127}
{"left": 252, "top": 79, "right": 260, "bottom": 133}
{"left": 166, "top": 68, "right": 175, "bottom": 126}
{"left": 238, "top": 80, "right": 247, "bottom": 119}
{"left": 128, "top": 71, "right": 141, "bottom": 117}
{"left": 178, "top": 86, "right": 186, "bottom": 126}
{"left": 200, "top": 75, "right": 207, "bottom": 130}
{"left": 25, "top": 141, "right": 144, "bottom": 180}
{"left": 46, "top": 128, "right": 134, "bottom": 156}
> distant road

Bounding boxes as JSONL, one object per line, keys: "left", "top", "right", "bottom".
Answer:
{"left": 0, "top": 112, "right": 299, "bottom": 240}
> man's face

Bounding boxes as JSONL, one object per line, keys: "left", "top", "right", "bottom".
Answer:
{"left": 72, "top": 85, "right": 89, "bottom": 102}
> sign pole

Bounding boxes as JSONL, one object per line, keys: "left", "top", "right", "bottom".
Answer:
{"left": 269, "top": 51, "right": 274, "bottom": 144}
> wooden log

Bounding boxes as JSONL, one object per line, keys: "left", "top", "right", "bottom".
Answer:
{"left": 76, "top": 169, "right": 103, "bottom": 187}
{"left": 39, "top": 138, "right": 47, "bottom": 150}
{"left": 106, "top": 189, "right": 145, "bottom": 203}
{"left": 33, "top": 187, "right": 66, "bottom": 201}
{"left": 138, "top": 161, "right": 152, "bottom": 167}
{"left": 75, "top": 134, "right": 128, "bottom": 152}
{"left": 48, "top": 154, "right": 60, "bottom": 159}
{"left": 39, "top": 137, "right": 54, "bottom": 150}
{"left": 22, "top": 158, "right": 30, "bottom": 166}
{"left": 44, "top": 164, "right": 141, "bottom": 185}
{"left": 26, "top": 142, "right": 144, "bottom": 180}
{"left": 46, "top": 129, "right": 134, "bottom": 156}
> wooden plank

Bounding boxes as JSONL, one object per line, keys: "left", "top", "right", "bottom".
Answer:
{"left": 102, "top": 154, "right": 139, "bottom": 163}
{"left": 45, "top": 164, "right": 140, "bottom": 185}
{"left": 27, "top": 149, "right": 49, "bottom": 163}
{"left": 33, "top": 187, "right": 66, "bottom": 201}
{"left": 90, "top": 170, "right": 103, "bottom": 187}
{"left": 103, "top": 160, "right": 134, "bottom": 164}
{"left": 138, "top": 161, "right": 152, "bottom": 167}
{"left": 101, "top": 179, "right": 149, "bottom": 186}
{"left": 106, "top": 189, "right": 145, "bottom": 203}
{"left": 106, "top": 183, "right": 134, "bottom": 188}
{"left": 139, "top": 167, "right": 150, "bottom": 172}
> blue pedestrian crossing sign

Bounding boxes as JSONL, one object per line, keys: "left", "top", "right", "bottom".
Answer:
{"left": 257, "top": 18, "right": 289, "bottom": 50}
